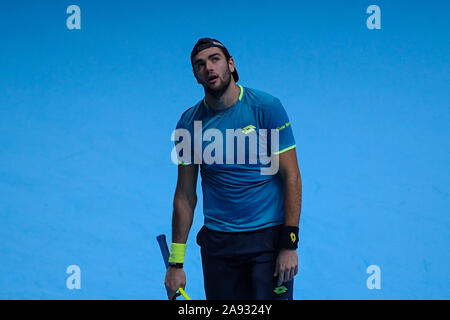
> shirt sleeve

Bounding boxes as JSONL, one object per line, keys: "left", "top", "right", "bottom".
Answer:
{"left": 174, "top": 117, "right": 195, "bottom": 165}
{"left": 265, "top": 98, "right": 296, "bottom": 155}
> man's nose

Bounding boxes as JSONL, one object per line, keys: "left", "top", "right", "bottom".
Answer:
{"left": 206, "top": 60, "right": 215, "bottom": 72}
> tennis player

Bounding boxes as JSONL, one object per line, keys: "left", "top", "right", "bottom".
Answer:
{"left": 165, "top": 38, "right": 302, "bottom": 300}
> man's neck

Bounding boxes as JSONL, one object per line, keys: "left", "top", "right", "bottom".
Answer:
{"left": 204, "top": 83, "right": 240, "bottom": 111}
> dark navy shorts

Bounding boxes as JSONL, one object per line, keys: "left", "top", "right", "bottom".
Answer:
{"left": 196, "top": 225, "right": 294, "bottom": 300}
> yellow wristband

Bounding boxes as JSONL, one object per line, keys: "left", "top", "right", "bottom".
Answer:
{"left": 168, "top": 243, "right": 187, "bottom": 264}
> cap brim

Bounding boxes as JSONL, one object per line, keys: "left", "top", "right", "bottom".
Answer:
{"left": 232, "top": 69, "right": 239, "bottom": 83}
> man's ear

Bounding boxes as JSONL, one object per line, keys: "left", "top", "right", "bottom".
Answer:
{"left": 228, "top": 56, "right": 236, "bottom": 73}
{"left": 193, "top": 69, "right": 201, "bottom": 84}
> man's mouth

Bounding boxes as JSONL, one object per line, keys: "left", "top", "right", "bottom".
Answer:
{"left": 208, "top": 75, "right": 218, "bottom": 83}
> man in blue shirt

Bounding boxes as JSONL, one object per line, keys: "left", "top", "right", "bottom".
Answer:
{"left": 165, "top": 38, "right": 302, "bottom": 300}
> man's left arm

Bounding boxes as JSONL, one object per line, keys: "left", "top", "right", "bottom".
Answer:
{"left": 274, "top": 148, "right": 302, "bottom": 285}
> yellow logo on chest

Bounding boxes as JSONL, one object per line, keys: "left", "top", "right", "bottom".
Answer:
{"left": 241, "top": 125, "right": 256, "bottom": 134}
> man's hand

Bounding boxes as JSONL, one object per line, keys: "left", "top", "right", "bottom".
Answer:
{"left": 274, "top": 249, "right": 298, "bottom": 286}
{"left": 165, "top": 267, "right": 186, "bottom": 300}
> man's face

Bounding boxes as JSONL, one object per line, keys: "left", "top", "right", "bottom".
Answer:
{"left": 192, "top": 47, "right": 235, "bottom": 95}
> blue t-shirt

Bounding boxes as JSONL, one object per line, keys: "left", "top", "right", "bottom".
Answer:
{"left": 174, "top": 85, "right": 296, "bottom": 232}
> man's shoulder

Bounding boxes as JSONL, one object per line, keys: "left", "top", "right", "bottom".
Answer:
{"left": 243, "top": 86, "right": 281, "bottom": 110}
{"left": 178, "top": 99, "right": 204, "bottom": 125}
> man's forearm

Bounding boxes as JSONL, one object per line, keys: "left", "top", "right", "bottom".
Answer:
{"left": 283, "top": 171, "right": 302, "bottom": 227}
{"left": 172, "top": 195, "right": 197, "bottom": 243}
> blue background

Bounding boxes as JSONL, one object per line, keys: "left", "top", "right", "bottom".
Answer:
{"left": 0, "top": 0, "right": 448, "bottom": 299}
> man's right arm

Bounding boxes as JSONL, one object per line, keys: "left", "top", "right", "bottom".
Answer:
{"left": 172, "top": 164, "right": 199, "bottom": 243}
{"left": 165, "top": 164, "right": 198, "bottom": 299}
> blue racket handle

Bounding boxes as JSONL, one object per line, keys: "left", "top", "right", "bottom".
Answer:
{"left": 156, "top": 234, "right": 170, "bottom": 269}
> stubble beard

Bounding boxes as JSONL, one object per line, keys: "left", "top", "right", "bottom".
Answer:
{"left": 204, "top": 68, "right": 232, "bottom": 98}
